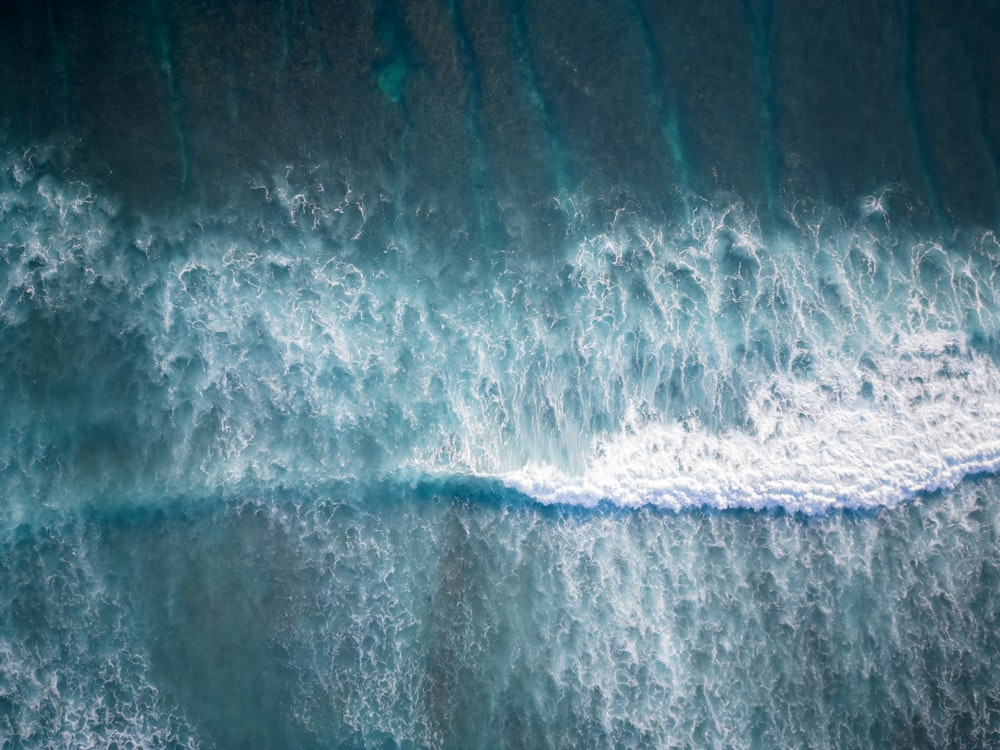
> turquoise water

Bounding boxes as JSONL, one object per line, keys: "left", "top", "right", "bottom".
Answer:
{"left": 2, "top": 0, "right": 1000, "bottom": 747}
{"left": 4, "top": 482, "right": 1000, "bottom": 747}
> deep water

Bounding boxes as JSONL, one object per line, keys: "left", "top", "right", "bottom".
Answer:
{"left": 2, "top": 0, "right": 1000, "bottom": 747}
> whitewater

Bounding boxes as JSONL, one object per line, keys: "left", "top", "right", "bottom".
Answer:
{"left": 4, "top": 151, "right": 1000, "bottom": 519}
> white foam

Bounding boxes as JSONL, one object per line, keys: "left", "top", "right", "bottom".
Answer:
{"left": 4, "top": 148, "right": 1000, "bottom": 519}
{"left": 498, "top": 336, "right": 1000, "bottom": 513}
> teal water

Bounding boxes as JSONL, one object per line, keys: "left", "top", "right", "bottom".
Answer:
{"left": 2, "top": 0, "right": 1000, "bottom": 747}
{"left": 4, "top": 481, "right": 1000, "bottom": 747}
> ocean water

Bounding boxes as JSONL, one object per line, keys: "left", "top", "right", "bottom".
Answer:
{"left": 2, "top": 0, "right": 1000, "bottom": 747}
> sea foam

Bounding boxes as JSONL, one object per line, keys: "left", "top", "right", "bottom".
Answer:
{"left": 2, "top": 148, "right": 999, "bottom": 516}
{"left": 499, "top": 333, "right": 1000, "bottom": 513}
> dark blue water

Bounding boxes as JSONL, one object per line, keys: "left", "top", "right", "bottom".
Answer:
{"left": 2, "top": 1, "right": 1000, "bottom": 747}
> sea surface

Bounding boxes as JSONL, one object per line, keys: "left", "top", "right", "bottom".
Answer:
{"left": 2, "top": 0, "right": 1000, "bottom": 747}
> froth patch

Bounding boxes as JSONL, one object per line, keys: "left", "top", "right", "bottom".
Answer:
{"left": 499, "top": 337, "right": 1000, "bottom": 513}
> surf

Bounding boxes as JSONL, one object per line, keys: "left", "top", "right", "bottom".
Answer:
{"left": 3, "top": 147, "right": 998, "bottom": 519}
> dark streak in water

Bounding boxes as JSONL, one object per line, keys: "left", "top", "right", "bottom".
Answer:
{"left": 445, "top": 0, "right": 498, "bottom": 244}
{"left": 957, "top": 25, "right": 1000, "bottom": 220}
{"left": 741, "top": 0, "right": 780, "bottom": 214}
{"left": 507, "top": 0, "right": 570, "bottom": 212}
{"left": 45, "top": 0, "right": 70, "bottom": 131}
{"left": 276, "top": 0, "right": 290, "bottom": 78}
{"left": 147, "top": 0, "right": 189, "bottom": 201}
{"left": 630, "top": 0, "right": 692, "bottom": 209}
{"left": 898, "top": 0, "right": 945, "bottom": 227}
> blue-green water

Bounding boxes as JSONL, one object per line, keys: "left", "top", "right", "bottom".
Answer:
{"left": 2, "top": 0, "right": 1000, "bottom": 747}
